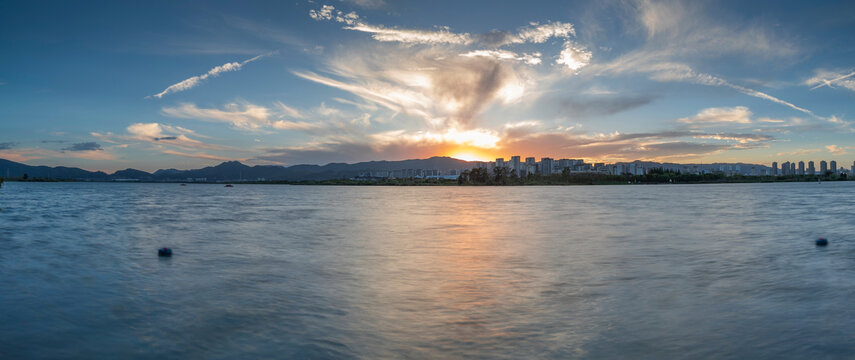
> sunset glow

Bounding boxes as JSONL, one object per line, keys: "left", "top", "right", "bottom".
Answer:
{"left": 0, "top": 1, "right": 853, "bottom": 172}
{"left": 449, "top": 152, "right": 491, "bottom": 162}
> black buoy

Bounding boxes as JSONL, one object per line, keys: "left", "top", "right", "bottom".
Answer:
{"left": 816, "top": 238, "right": 829, "bottom": 247}
{"left": 158, "top": 247, "right": 173, "bottom": 256}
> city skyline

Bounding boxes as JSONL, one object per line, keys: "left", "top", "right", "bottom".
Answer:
{"left": 2, "top": 1, "right": 855, "bottom": 172}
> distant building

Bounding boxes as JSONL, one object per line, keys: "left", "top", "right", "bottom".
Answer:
{"left": 510, "top": 156, "right": 521, "bottom": 176}
{"left": 791, "top": 162, "right": 796, "bottom": 175}
{"left": 830, "top": 160, "right": 837, "bottom": 175}
{"left": 540, "top": 157, "right": 554, "bottom": 175}
{"left": 558, "top": 159, "right": 572, "bottom": 171}
{"left": 820, "top": 160, "right": 828, "bottom": 174}
{"left": 772, "top": 162, "right": 778, "bottom": 175}
{"left": 808, "top": 161, "right": 815, "bottom": 175}
{"left": 798, "top": 161, "right": 805, "bottom": 175}
{"left": 495, "top": 158, "right": 505, "bottom": 169}
{"left": 781, "top": 161, "right": 790, "bottom": 175}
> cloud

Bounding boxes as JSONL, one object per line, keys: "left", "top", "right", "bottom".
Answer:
{"left": 119, "top": 122, "right": 228, "bottom": 151}
{"left": 460, "top": 50, "right": 542, "bottom": 65}
{"left": 62, "top": 142, "right": 103, "bottom": 151}
{"left": 311, "top": 5, "right": 471, "bottom": 45}
{"left": 583, "top": 2, "right": 819, "bottom": 121}
{"left": 806, "top": 69, "right": 855, "bottom": 91}
{"left": 826, "top": 145, "right": 847, "bottom": 155}
{"left": 254, "top": 122, "right": 774, "bottom": 165}
{"left": 345, "top": 24, "right": 473, "bottom": 45}
{"left": 274, "top": 101, "right": 304, "bottom": 118}
{"left": 515, "top": 21, "right": 576, "bottom": 43}
{"left": 678, "top": 106, "right": 753, "bottom": 125}
{"left": 150, "top": 54, "right": 266, "bottom": 98}
{"left": 309, "top": 4, "right": 585, "bottom": 55}
{"left": 161, "top": 102, "right": 323, "bottom": 133}
{"left": 556, "top": 41, "right": 592, "bottom": 71}
{"left": 634, "top": 0, "right": 797, "bottom": 58}
{"left": 0, "top": 147, "right": 115, "bottom": 162}
{"left": 161, "top": 102, "right": 273, "bottom": 131}
{"left": 776, "top": 148, "right": 821, "bottom": 156}
{"left": 559, "top": 94, "right": 656, "bottom": 117}
{"left": 161, "top": 150, "right": 232, "bottom": 161}
{"left": 294, "top": 45, "right": 536, "bottom": 128}
{"left": 591, "top": 54, "right": 822, "bottom": 120}
{"left": 0, "top": 142, "right": 15, "bottom": 150}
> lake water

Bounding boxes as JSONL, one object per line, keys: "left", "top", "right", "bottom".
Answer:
{"left": 1, "top": 181, "right": 854, "bottom": 359}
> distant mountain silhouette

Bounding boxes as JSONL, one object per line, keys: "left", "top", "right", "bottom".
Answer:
{"left": 0, "top": 157, "right": 476, "bottom": 181}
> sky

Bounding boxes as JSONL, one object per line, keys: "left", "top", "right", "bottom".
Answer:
{"left": 1, "top": 0, "right": 854, "bottom": 172}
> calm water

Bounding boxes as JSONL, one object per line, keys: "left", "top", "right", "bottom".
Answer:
{"left": 1, "top": 182, "right": 854, "bottom": 359}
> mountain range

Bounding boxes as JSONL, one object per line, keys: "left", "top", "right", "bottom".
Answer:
{"left": 0, "top": 157, "right": 477, "bottom": 181}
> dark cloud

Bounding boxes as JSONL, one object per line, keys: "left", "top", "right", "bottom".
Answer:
{"left": 558, "top": 94, "right": 657, "bottom": 117}
{"left": 0, "top": 142, "right": 15, "bottom": 150}
{"left": 257, "top": 140, "right": 452, "bottom": 166}
{"left": 62, "top": 142, "right": 103, "bottom": 151}
{"left": 154, "top": 136, "right": 178, "bottom": 141}
{"left": 41, "top": 140, "right": 66, "bottom": 144}
{"left": 500, "top": 129, "right": 773, "bottom": 161}
{"left": 477, "top": 30, "right": 517, "bottom": 47}
{"left": 299, "top": 45, "right": 528, "bottom": 129}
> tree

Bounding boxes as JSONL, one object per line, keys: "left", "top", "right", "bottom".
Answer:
{"left": 492, "top": 166, "right": 511, "bottom": 184}
{"left": 458, "top": 169, "right": 470, "bottom": 184}
{"left": 468, "top": 167, "right": 491, "bottom": 184}
{"left": 22, "top": 173, "right": 28, "bottom": 180}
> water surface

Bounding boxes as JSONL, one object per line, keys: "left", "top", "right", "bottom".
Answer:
{"left": 1, "top": 182, "right": 854, "bottom": 358}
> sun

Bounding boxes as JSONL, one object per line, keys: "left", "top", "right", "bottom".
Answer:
{"left": 450, "top": 152, "right": 490, "bottom": 162}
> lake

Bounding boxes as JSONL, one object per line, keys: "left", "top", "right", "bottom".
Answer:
{"left": 1, "top": 182, "right": 854, "bottom": 358}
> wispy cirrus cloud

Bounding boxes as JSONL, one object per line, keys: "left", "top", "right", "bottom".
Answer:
{"left": 806, "top": 69, "right": 855, "bottom": 91}
{"left": 308, "top": 4, "right": 589, "bottom": 70}
{"left": 162, "top": 102, "right": 273, "bottom": 130}
{"left": 149, "top": 54, "right": 267, "bottom": 98}
{"left": 586, "top": 1, "right": 827, "bottom": 123}
{"left": 460, "top": 50, "right": 542, "bottom": 65}
{"left": 160, "top": 102, "right": 321, "bottom": 132}
{"left": 678, "top": 106, "right": 753, "bottom": 125}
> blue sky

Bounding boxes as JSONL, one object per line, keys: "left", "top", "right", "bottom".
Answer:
{"left": 1, "top": 0, "right": 854, "bottom": 172}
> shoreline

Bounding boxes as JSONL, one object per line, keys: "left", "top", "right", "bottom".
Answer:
{"left": 2, "top": 175, "right": 851, "bottom": 186}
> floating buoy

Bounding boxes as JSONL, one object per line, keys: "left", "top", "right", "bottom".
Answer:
{"left": 158, "top": 247, "right": 173, "bottom": 256}
{"left": 816, "top": 238, "right": 829, "bottom": 247}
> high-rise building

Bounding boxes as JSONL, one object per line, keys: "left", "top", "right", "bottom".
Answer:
{"left": 540, "top": 157, "right": 554, "bottom": 175}
{"left": 791, "top": 162, "right": 796, "bottom": 175}
{"left": 495, "top": 158, "right": 505, "bottom": 169}
{"left": 525, "top": 157, "right": 536, "bottom": 174}
{"left": 510, "top": 156, "right": 521, "bottom": 176}
{"left": 820, "top": 160, "right": 828, "bottom": 174}
{"left": 830, "top": 160, "right": 837, "bottom": 174}
{"left": 781, "top": 161, "right": 790, "bottom": 175}
{"left": 772, "top": 162, "right": 778, "bottom": 175}
{"left": 808, "top": 161, "right": 815, "bottom": 175}
{"left": 558, "top": 159, "right": 572, "bottom": 170}
{"left": 798, "top": 161, "right": 805, "bottom": 175}
{"left": 851, "top": 161, "right": 855, "bottom": 175}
